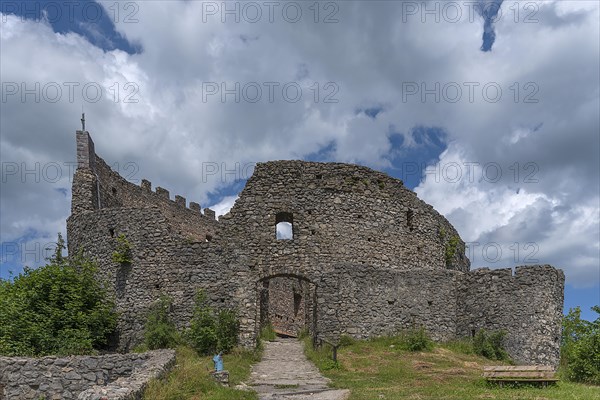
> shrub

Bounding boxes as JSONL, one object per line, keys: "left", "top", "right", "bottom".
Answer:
{"left": 403, "top": 327, "right": 434, "bottom": 352}
{"left": 143, "top": 295, "right": 181, "bottom": 350}
{"left": 445, "top": 235, "right": 460, "bottom": 267}
{"left": 473, "top": 329, "right": 509, "bottom": 361}
{"left": 0, "top": 234, "right": 117, "bottom": 356}
{"left": 216, "top": 309, "right": 240, "bottom": 353}
{"left": 112, "top": 233, "right": 132, "bottom": 264}
{"left": 186, "top": 291, "right": 239, "bottom": 355}
{"left": 567, "top": 332, "right": 600, "bottom": 385}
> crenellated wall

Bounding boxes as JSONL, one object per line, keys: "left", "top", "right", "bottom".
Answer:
{"left": 71, "top": 130, "right": 217, "bottom": 242}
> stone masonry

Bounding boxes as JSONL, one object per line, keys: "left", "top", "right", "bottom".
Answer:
{"left": 0, "top": 349, "right": 175, "bottom": 400}
{"left": 66, "top": 130, "right": 565, "bottom": 366}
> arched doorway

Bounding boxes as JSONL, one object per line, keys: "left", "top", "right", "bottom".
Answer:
{"left": 257, "top": 274, "right": 317, "bottom": 339}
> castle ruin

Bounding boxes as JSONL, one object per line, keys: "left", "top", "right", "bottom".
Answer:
{"left": 67, "top": 130, "right": 565, "bottom": 366}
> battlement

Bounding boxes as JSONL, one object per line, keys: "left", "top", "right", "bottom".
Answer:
{"left": 71, "top": 130, "right": 218, "bottom": 240}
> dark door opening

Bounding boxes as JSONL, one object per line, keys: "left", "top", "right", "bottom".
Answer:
{"left": 259, "top": 275, "right": 316, "bottom": 339}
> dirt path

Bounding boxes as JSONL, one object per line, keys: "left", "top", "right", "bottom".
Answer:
{"left": 247, "top": 338, "right": 350, "bottom": 400}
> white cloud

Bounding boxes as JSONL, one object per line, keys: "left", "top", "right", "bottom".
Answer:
{"left": 1, "top": 1, "right": 598, "bottom": 288}
{"left": 209, "top": 195, "right": 239, "bottom": 219}
{"left": 416, "top": 144, "right": 599, "bottom": 288}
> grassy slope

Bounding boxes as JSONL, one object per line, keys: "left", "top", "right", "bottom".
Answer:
{"left": 143, "top": 346, "right": 259, "bottom": 400}
{"left": 305, "top": 337, "right": 600, "bottom": 400}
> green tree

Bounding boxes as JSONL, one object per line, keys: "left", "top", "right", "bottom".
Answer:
{"left": 0, "top": 234, "right": 117, "bottom": 356}
{"left": 562, "top": 306, "right": 600, "bottom": 385}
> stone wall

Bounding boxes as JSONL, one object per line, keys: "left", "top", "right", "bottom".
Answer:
{"left": 71, "top": 130, "right": 217, "bottom": 242}
{"left": 313, "top": 264, "right": 564, "bottom": 366}
{"left": 221, "top": 160, "right": 470, "bottom": 346}
{"left": 225, "top": 161, "right": 470, "bottom": 274}
{"left": 67, "top": 207, "right": 237, "bottom": 352}
{"left": 0, "top": 349, "right": 175, "bottom": 400}
{"left": 457, "top": 265, "right": 565, "bottom": 366}
{"left": 265, "top": 277, "right": 309, "bottom": 336}
{"left": 317, "top": 265, "right": 461, "bottom": 342}
{"left": 66, "top": 131, "right": 564, "bottom": 366}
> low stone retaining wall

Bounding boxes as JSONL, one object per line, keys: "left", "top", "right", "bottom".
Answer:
{"left": 0, "top": 349, "right": 176, "bottom": 400}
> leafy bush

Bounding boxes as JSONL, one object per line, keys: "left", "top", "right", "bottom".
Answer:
{"left": 217, "top": 308, "right": 240, "bottom": 353}
{"left": 473, "top": 329, "right": 509, "bottom": 361}
{"left": 0, "top": 234, "right": 117, "bottom": 356}
{"left": 186, "top": 291, "right": 239, "bottom": 355}
{"left": 562, "top": 306, "right": 600, "bottom": 385}
{"left": 111, "top": 233, "right": 132, "bottom": 264}
{"left": 143, "top": 295, "right": 181, "bottom": 350}
{"left": 445, "top": 235, "right": 460, "bottom": 267}
{"left": 403, "top": 327, "right": 434, "bottom": 352}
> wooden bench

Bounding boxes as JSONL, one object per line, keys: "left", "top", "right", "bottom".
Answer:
{"left": 483, "top": 366, "right": 558, "bottom": 387}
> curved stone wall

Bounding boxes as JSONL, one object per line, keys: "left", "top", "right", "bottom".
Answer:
{"left": 225, "top": 160, "right": 470, "bottom": 275}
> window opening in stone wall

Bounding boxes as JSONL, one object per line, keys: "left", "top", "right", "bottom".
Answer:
{"left": 407, "top": 210, "right": 414, "bottom": 231}
{"left": 112, "top": 187, "right": 117, "bottom": 196}
{"left": 276, "top": 212, "right": 293, "bottom": 240}
{"left": 206, "top": 234, "right": 213, "bottom": 242}
{"left": 109, "top": 228, "right": 115, "bottom": 237}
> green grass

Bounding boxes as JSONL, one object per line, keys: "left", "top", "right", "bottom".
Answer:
{"left": 143, "top": 346, "right": 260, "bottom": 400}
{"left": 304, "top": 336, "right": 600, "bottom": 400}
{"left": 259, "top": 323, "right": 276, "bottom": 342}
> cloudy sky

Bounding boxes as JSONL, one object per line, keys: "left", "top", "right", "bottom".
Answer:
{"left": 1, "top": 0, "right": 598, "bottom": 320}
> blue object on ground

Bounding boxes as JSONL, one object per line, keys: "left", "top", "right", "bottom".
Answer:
{"left": 213, "top": 352, "right": 224, "bottom": 372}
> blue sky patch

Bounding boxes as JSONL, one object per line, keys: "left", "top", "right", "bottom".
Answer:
{"left": 356, "top": 106, "right": 384, "bottom": 119}
{"left": 477, "top": 0, "right": 504, "bottom": 52}
{"left": 305, "top": 141, "right": 336, "bottom": 162}
{"left": 0, "top": 230, "right": 58, "bottom": 280}
{"left": 1, "top": 0, "right": 140, "bottom": 53}
{"left": 386, "top": 126, "right": 448, "bottom": 190}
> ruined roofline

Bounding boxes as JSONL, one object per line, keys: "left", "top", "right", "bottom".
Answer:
{"left": 328, "top": 263, "right": 563, "bottom": 279}
{"left": 254, "top": 159, "right": 406, "bottom": 185}
{"left": 468, "top": 264, "right": 565, "bottom": 279}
